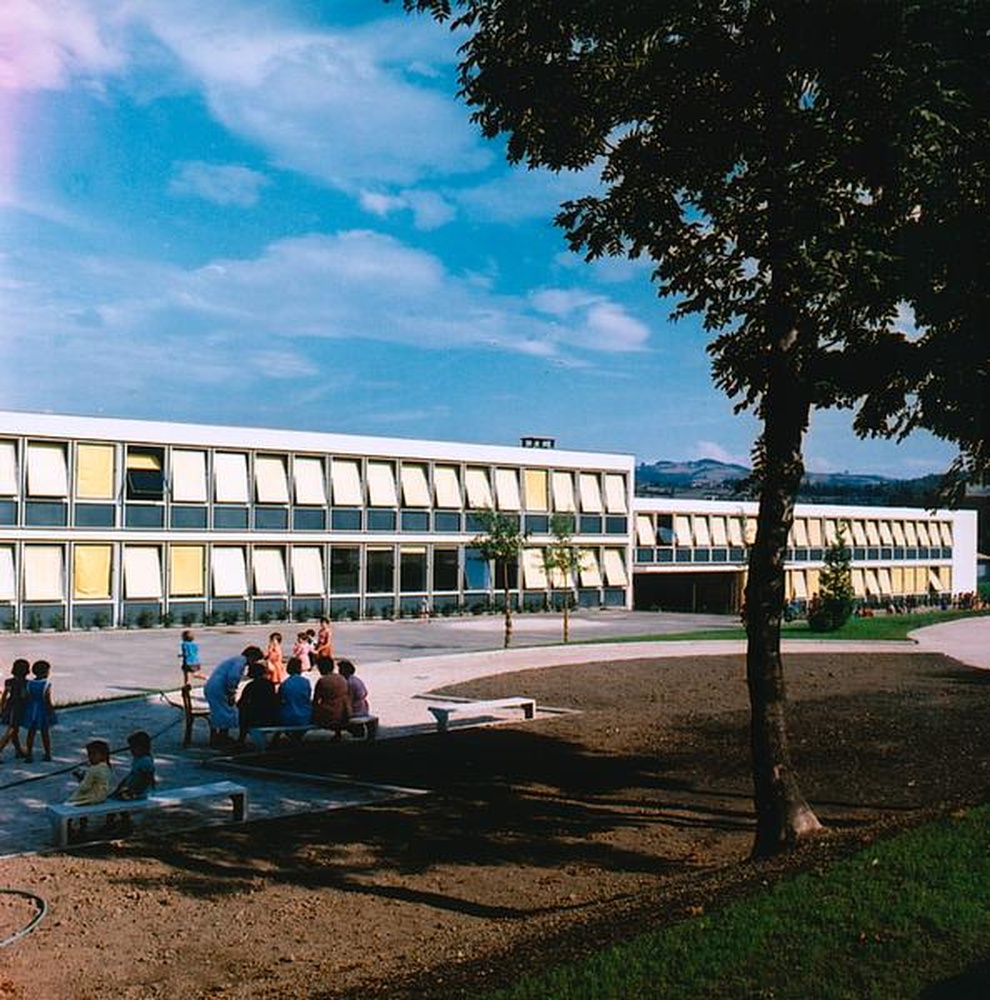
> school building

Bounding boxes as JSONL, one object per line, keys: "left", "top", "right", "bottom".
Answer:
{"left": 0, "top": 411, "right": 978, "bottom": 629}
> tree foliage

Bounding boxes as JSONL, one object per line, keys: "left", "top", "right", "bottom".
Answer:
{"left": 542, "top": 512, "right": 581, "bottom": 642}
{"left": 471, "top": 507, "right": 528, "bottom": 647}
{"left": 401, "top": 0, "right": 986, "bottom": 854}
{"left": 808, "top": 525, "right": 854, "bottom": 632}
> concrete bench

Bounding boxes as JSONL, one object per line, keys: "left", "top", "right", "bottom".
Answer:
{"left": 47, "top": 780, "right": 249, "bottom": 847}
{"left": 427, "top": 697, "right": 536, "bottom": 733}
{"left": 247, "top": 714, "right": 379, "bottom": 750}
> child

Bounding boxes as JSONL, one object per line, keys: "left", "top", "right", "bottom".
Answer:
{"left": 265, "top": 631, "right": 286, "bottom": 686}
{"left": 22, "top": 660, "right": 56, "bottom": 763}
{"left": 292, "top": 631, "right": 312, "bottom": 673}
{"left": 111, "top": 731, "right": 156, "bottom": 800}
{"left": 0, "top": 658, "right": 30, "bottom": 762}
{"left": 315, "top": 617, "right": 334, "bottom": 659}
{"left": 67, "top": 739, "right": 113, "bottom": 805}
{"left": 180, "top": 629, "right": 205, "bottom": 681}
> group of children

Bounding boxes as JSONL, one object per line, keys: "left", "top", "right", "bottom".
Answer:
{"left": 0, "top": 658, "right": 56, "bottom": 763}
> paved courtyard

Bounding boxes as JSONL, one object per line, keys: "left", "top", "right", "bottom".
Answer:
{"left": 1, "top": 610, "right": 987, "bottom": 858}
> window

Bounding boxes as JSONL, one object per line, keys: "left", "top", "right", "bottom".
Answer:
{"left": 76, "top": 504, "right": 116, "bottom": 528}
{"left": 254, "top": 507, "right": 288, "bottom": 530}
{"left": 255, "top": 455, "right": 289, "bottom": 504}
{"left": 710, "top": 516, "right": 728, "bottom": 546}
{"left": 25, "top": 501, "right": 67, "bottom": 526}
{"left": 0, "top": 441, "right": 17, "bottom": 496}
{"left": 75, "top": 443, "right": 115, "bottom": 500}
{"left": 331, "top": 459, "right": 363, "bottom": 506}
{"left": 125, "top": 449, "right": 165, "bottom": 500}
{"left": 674, "top": 516, "right": 693, "bottom": 546}
{"left": 27, "top": 442, "right": 68, "bottom": 497}
{"left": 123, "top": 546, "right": 163, "bottom": 599}
{"left": 170, "top": 546, "right": 205, "bottom": 597}
{"left": 433, "top": 548, "right": 458, "bottom": 591}
{"left": 603, "top": 474, "right": 627, "bottom": 513}
{"left": 331, "top": 508, "right": 362, "bottom": 531}
{"left": 73, "top": 545, "right": 112, "bottom": 600}
{"left": 215, "top": 453, "right": 249, "bottom": 503}
{"left": 292, "top": 508, "right": 326, "bottom": 531}
{"left": 170, "top": 450, "right": 207, "bottom": 503}
{"left": 433, "top": 511, "right": 461, "bottom": 533}
{"left": 293, "top": 457, "right": 327, "bottom": 506}
{"left": 0, "top": 547, "right": 15, "bottom": 601}
{"left": 252, "top": 548, "right": 288, "bottom": 594}
{"left": 465, "top": 468, "right": 493, "bottom": 509}
{"left": 212, "top": 547, "right": 248, "bottom": 597}
{"left": 657, "top": 514, "right": 675, "bottom": 546}
{"left": 170, "top": 506, "right": 207, "bottom": 529}
{"left": 434, "top": 466, "right": 462, "bottom": 508}
{"left": 525, "top": 514, "right": 550, "bottom": 534}
{"left": 124, "top": 505, "right": 164, "bottom": 528}
{"left": 330, "top": 547, "right": 360, "bottom": 593}
{"left": 551, "top": 471, "right": 576, "bottom": 512}
{"left": 400, "top": 547, "right": 427, "bottom": 592}
{"left": 214, "top": 506, "right": 249, "bottom": 530}
{"left": 367, "top": 462, "right": 398, "bottom": 507}
{"left": 578, "top": 473, "right": 602, "bottom": 513}
{"left": 494, "top": 468, "right": 521, "bottom": 511}
{"left": 367, "top": 509, "right": 396, "bottom": 531}
{"left": 0, "top": 500, "right": 17, "bottom": 526}
{"left": 523, "top": 469, "right": 548, "bottom": 511}
{"left": 24, "top": 546, "right": 64, "bottom": 601}
{"left": 291, "top": 547, "right": 324, "bottom": 595}
{"left": 605, "top": 516, "right": 627, "bottom": 534}
{"left": 366, "top": 548, "right": 395, "bottom": 593}
{"left": 602, "top": 549, "right": 628, "bottom": 586}
{"left": 578, "top": 514, "right": 602, "bottom": 534}
{"left": 521, "top": 548, "right": 548, "bottom": 589}
{"left": 578, "top": 549, "right": 602, "bottom": 587}
{"left": 401, "top": 510, "right": 430, "bottom": 532}
{"left": 463, "top": 547, "right": 490, "bottom": 590}
{"left": 400, "top": 465, "right": 431, "bottom": 507}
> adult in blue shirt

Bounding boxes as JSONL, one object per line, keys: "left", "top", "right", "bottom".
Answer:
{"left": 279, "top": 656, "right": 313, "bottom": 728}
{"left": 204, "top": 645, "right": 265, "bottom": 742}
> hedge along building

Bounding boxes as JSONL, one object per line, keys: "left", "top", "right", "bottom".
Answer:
{"left": 0, "top": 411, "right": 635, "bottom": 630}
{"left": 0, "top": 411, "right": 977, "bottom": 630}
{"left": 633, "top": 498, "right": 978, "bottom": 614}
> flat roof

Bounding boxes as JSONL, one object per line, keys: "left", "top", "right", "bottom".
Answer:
{"left": 0, "top": 410, "right": 634, "bottom": 471}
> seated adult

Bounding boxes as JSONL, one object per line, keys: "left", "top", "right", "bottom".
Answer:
{"left": 279, "top": 657, "right": 313, "bottom": 728}
{"left": 338, "top": 659, "right": 369, "bottom": 718}
{"left": 204, "top": 646, "right": 265, "bottom": 743}
{"left": 312, "top": 656, "right": 350, "bottom": 733}
{"left": 237, "top": 660, "right": 280, "bottom": 743}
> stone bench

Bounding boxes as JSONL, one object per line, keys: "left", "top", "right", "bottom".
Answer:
{"left": 427, "top": 697, "right": 536, "bottom": 733}
{"left": 247, "top": 715, "right": 379, "bottom": 750}
{"left": 47, "top": 780, "right": 249, "bottom": 847}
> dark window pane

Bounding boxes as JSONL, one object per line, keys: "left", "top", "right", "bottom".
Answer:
{"left": 214, "top": 506, "right": 249, "bottom": 530}
{"left": 712, "top": 548, "right": 728, "bottom": 562}
{"left": 494, "top": 558, "right": 518, "bottom": 590}
{"left": 367, "top": 509, "right": 396, "bottom": 532}
{"left": 463, "top": 547, "right": 490, "bottom": 590}
{"left": 170, "top": 506, "right": 207, "bottom": 529}
{"left": 330, "top": 547, "right": 360, "bottom": 594}
{"left": 125, "top": 505, "right": 164, "bottom": 528}
{"left": 657, "top": 549, "right": 674, "bottom": 562}
{"left": 25, "top": 501, "right": 67, "bottom": 527}
{"left": 729, "top": 547, "right": 746, "bottom": 562}
{"left": 293, "top": 507, "right": 326, "bottom": 531}
{"left": 331, "top": 508, "right": 362, "bottom": 531}
{"left": 434, "top": 511, "right": 461, "bottom": 533}
{"left": 366, "top": 549, "right": 394, "bottom": 593}
{"left": 0, "top": 500, "right": 16, "bottom": 525}
{"left": 675, "top": 549, "right": 692, "bottom": 563}
{"left": 75, "top": 504, "right": 116, "bottom": 528}
{"left": 465, "top": 512, "right": 486, "bottom": 533}
{"left": 579, "top": 515, "right": 602, "bottom": 534}
{"left": 433, "top": 549, "right": 459, "bottom": 591}
{"left": 400, "top": 549, "right": 427, "bottom": 591}
{"left": 525, "top": 514, "right": 549, "bottom": 534}
{"left": 126, "top": 468, "right": 165, "bottom": 500}
{"left": 400, "top": 510, "right": 430, "bottom": 532}
{"left": 636, "top": 548, "right": 655, "bottom": 562}
{"left": 693, "top": 548, "right": 711, "bottom": 562}
{"left": 656, "top": 515, "right": 674, "bottom": 545}
{"left": 254, "top": 506, "right": 288, "bottom": 530}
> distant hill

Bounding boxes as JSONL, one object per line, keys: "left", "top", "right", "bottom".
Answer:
{"left": 635, "top": 459, "right": 943, "bottom": 506}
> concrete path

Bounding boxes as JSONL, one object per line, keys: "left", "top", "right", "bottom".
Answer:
{"left": 1, "top": 612, "right": 986, "bottom": 858}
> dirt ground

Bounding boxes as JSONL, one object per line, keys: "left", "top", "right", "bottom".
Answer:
{"left": 2, "top": 651, "right": 990, "bottom": 999}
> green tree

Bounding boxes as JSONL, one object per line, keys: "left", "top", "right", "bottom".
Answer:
{"left": 471, "top": 508, "right": 528, "bottom": 648}
{"left": 808, "top": 525, "right": 854, "bottom": 632}
{"left": 542, "top": 512, "right": 581, "bottom": 642}
{"left": 402, "top": 0, "right": 981, "bottom": 855}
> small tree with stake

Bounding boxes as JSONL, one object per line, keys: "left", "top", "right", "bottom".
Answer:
{"left": 471, "top": 508, "right": 528, "bottom": 648}
{"left": 542, "top": 513, "right": 582, "bottom": 643}
{"left": 808, "top": 525, "right": 855, "bottom": 632}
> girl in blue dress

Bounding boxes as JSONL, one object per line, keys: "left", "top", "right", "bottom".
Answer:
{"left": 22, "top": 660, "right": 56, "bottom": 763}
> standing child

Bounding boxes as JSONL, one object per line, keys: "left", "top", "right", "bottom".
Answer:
{"left": 315, "top": 617, "right": 334, "bottom": 660}
{"left": 0, "top": 658, "right": 30, "bottom": 762}
{"left": 111, "top": 731, "right": 156, "bottom": 800}
{"left": 180, "top": 629, "right": 206, "bottom": 681}
{"left": 265, "top": 631, "right": 286, "bottom": 686}
{"left": 292, "top": 631, "right": 312, "bottom": 673}
{"left": 22, "top": 660, "right": 56, "bottom": 763}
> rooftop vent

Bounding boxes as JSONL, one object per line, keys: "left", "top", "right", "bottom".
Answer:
{"left": 520, "top": 436, "right": 556, "bottom": 449}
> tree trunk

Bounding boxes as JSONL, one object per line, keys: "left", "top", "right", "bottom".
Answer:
{"left": 562, "top": 600, "right": 570, "bottom": 643}
{"left": 746, "top": 342, "right": 823, "bottom": 858}
{"left": 503, "top": 581, "right": 513, "bottom": 648}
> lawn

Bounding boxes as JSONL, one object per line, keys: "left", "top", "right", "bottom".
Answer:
{"left": 486, "top": 805, "right": 990, "bottom": 999}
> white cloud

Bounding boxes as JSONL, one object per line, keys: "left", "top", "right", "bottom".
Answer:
{"left": 359, "top": 187, "right": 456, "bottom": 230}
{"left": 0, "top": 0, "right": 127, "bottom": 91}
{"left": 530, "top": 287, "right": 650, "bottom": 351}
{"left": 169, "top": 161, "right": 270, "bottom": 207}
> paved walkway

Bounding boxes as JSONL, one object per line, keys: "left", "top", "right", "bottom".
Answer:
{"left": 1, "top": 613, "right": 986, "bottom": 858}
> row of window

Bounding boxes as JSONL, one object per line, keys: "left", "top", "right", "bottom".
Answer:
{"left": 785, "top": 565, "right": 953, "bottom": 599}
{"left": 0, "top": 499, "right": 629, "bottom": 537}
{"left": 0, "top": 543, "right": 630, "bottom": 603}
{"left": 0, "top": 440, "right": 628, "bottom": 514}
{"left": 636, "top": 545, "right": 954, "bottom": 565}
{"left": 636, "top": 513, "right": 954, "bottom": 549}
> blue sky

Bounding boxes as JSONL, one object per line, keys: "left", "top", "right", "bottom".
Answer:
{"left": 0, "top": 0, "right": 956, "bottom": 476}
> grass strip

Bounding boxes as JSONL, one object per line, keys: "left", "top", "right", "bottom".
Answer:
{"left": 484, "top": 805, "right": 990, "bottom": 1000}
{"left": 588, "top": 609, "right": 989, "bottom": 645}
